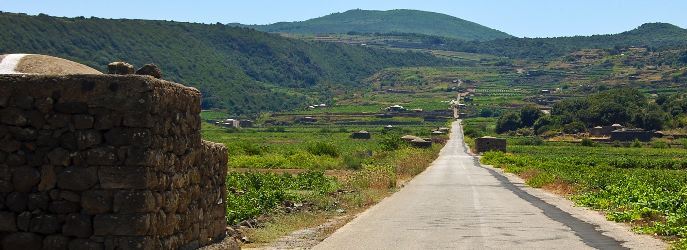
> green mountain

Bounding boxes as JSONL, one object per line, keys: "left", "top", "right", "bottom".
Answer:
{"left": 366, "top": 23, "right": 687, "bottom": 59}
{"left": 0, "top": 12, "right": 449, "bottom": 114}
{"left": 238, "top": 9, "right": 512, "bottom": 41}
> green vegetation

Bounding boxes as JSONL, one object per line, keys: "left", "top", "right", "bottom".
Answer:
{"left": 0, "top": 12, "right": 449, "bottom": 114}
{"left": 226, "top": 171, "right": 339, "bottom": 224}
{"left": 237, "top": 9, "right": 512, "bottom": 41}
{"left": 494, "top": 88, "right": 686, "bottom": 135}
{"left": 482, "top": 145, "right": 687, "bottom": 245}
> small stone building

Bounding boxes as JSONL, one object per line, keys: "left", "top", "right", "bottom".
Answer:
{"left": 474, "top": 136, "right": 507, "bottom": 153}
{"left": 410, "top": 139, "right": 432, "bottom": 148}
{"left": 239, "top": 119, "right": 253, "bottom": 128}
{"left": 611, "top": 129, "right": 653, "bottom": 142}
{"left": 590, "top": 124, "right": 624, "bottom": 137}
{"left": 350, "top": 131, "right": 371, "bottom": 139}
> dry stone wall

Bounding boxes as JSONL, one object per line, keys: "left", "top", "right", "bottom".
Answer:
{"left": 0, "top": 75, "right": 227, "bottom": 249}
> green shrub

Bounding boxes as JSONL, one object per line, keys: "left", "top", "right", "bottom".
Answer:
{"left": 307, "top": 142, "right": 340, "bottom": 157}
{"left": 379, "top": 132, "right": 405, "bottom": 151}
{"left": 343, "top": 154, "right": 364, "bottom": 170}
{"left": 632, "top": 139, "right": 643, "bottom": 148}
{"left": 240, "top": 143, "right": 269, "bottom": 156}
{"left": 581, "top": 138, "right": 596, "bottom": 147}
{"left": 652, "top": 141, "right": 669, "bottom": 149}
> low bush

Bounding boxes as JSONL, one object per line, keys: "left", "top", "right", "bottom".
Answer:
{"left": 307, "top": 142, "right": 340, "bottom": 157}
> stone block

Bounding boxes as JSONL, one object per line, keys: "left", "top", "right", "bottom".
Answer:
{"left": 73, "top": 115, "right": 95, "bottom": 129}
{"left": 12, "top": 167, "right": 41, "bottom": 192}
{"left": 113, "top": 191, "right": 157, "bottom": 213}
{"left": 86, "top": 147, "right": 117, "bottom": 165}
{"left": 54, "top": 102, "right": 88, "bottom": 114}
{"left": 0, "top": 107, "right": 28, "bottom": 126}
{"left": 1, "top": 232, "right": 42, "bottom": 250}
{"left": 0, "top": 212, "right": 17, "bottom": 231}
{"left": 81, "top": 190, "right": 113, "bottom": 215}
{"left": 48, "top": 200, "right": 80, "bottom": 214}
{"left": 6, "top": 192, "right": 28, "bottom": 212}
{"left": 27, "top": 192, "right": 49, "bottom": 211}
{"left": 104, "top": 128, "right": 151, "bottom": 147}
{"left": 47, "top": 148, "right": 71, "bottom": 166}
{"left": 68, "top": 239, "right": 104, "bottom": 250}
{"left": 63, "top": 214, "right": 93, "bottom": 238}
{"left": 93, "top": 214, "right": 151, "bottom": 236}
{"left": 29, "top": 214, "right": 60, "bottom": 234}
{"left": 57, "top": 167, "right": 98, "bottom": 191}
{"left": 99, "top": 167, "right": 158, "bottom": 190}
{"left": 16, "top": 211, "right": 31, "bottom": 231}
{"left": 38, "top": 165, "right": 57, "bottom": 191}
{"left": 76, "top": 130, "right": 102, "bottom": 150}
{"left": 43, "top": 235, "right": 70, "bottom": 250}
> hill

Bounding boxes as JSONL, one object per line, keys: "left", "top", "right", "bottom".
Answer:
{"left": 0, "top": 12, "right": 450, "bottom": 114}
{"left": 346, "top": 23, "right": 687, "bottom": 59}
{"left": 237, "top": 9, "right": 512, "bottom": 41}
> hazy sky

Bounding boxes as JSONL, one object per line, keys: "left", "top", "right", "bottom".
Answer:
{"left": 1, "top": 0, "right": 686, "bottom": 38}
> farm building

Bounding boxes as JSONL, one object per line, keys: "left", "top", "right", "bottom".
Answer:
{"left": 590, "top": 124, "right": 624, "bottom": 137}
{"left": 351, "top": 131, "right": 371, "bottom": 139}
{"left": 239, "top": 119, "right": 253, "bottom": 127}
{"left": 296, "top": 116, "right": 318, "bottom": 123}
{"left": 216, "top": 118, "right": 240, "bottom": 128}
{"left": 386, "top": 105, "right": 406, "bottom": 112}
{"left": 611, "top": 128, "right": 653, "bottom": 142}
{"left": 410, "top": 138, "right": 432, "bottom": 148}
{"left": 474, "top": 136, "right": 507, "bottom": 153}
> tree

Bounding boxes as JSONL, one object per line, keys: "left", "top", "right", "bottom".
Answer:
{"left": 520, "top": 105, "right": 542, "bottom": 127}
{"left": 533, "top": 115, "right": 554, "bottom": 134}
{"left": 563, "top": 121, "right": 586, "bottom": 134}
{"left": 496, "top": 112, "right": 522, "bottom": 134}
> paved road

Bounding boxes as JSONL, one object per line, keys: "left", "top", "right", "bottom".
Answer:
{"left": 314, "top": 121, "right": 625, "bottom": 250}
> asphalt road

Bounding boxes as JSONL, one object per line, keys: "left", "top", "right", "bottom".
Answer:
{"left": 314, "top": 121, "right": 628, "bottom": 250}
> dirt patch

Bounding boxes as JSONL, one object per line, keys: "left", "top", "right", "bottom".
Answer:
{"left": 256, "top": 215, "right": 351, "bottom": 250}
{"left": 542, "top": 179, "right": 577, "bottom": 197}
{"left": 15, "top": 54, "right": 102, "bottom": 75}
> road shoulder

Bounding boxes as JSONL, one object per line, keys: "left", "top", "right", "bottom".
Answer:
{"left": 480, "top": 163, "right": 668, "bottom": 249}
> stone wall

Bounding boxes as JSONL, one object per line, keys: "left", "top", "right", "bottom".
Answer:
{"left": 0, "top": 75, "right": 227, "bottom": 249}
{"left": 474, "top": 136, "right": 506, "bottom": 154}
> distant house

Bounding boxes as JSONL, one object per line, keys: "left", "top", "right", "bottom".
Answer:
{"left": 216, "top": 119, "right": 240, "bottom": 128}
{"left": 239, "top": 119, "right": 253, "bottom": 128}
{"left": 611, "top": 128, "right": 653, "bottom": 142}
{"left": 296, "top": 116, "right": 318, "bottom": 123}
{"left": 590, "top": 124, "right": 624, "bottom": 137}
{"left": 386, "top": 105, "right": 406, "bottom": 112}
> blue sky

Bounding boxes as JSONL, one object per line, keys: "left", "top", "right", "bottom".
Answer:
{"left": 1, "top": 0, "right": 686, "bottom": 38}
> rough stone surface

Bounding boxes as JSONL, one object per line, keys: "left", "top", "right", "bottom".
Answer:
{"left": 135, "top": 64, "right": 163, "bottom": 79}
{"left": 0, "top": 74, "right": 227, "bottom": 249}
{"left": 1, "top": 232, "right": 43, "bottom": 250}
{"left": 107, "top": 62, "right": 135, "bottom": 75}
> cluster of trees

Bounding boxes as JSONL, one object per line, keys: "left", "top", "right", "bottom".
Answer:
{"left": 0, "top": 12, "right": 449, "bottom": 114}
{"left": 496, "top": 88, "right": 686, "bottom": 135}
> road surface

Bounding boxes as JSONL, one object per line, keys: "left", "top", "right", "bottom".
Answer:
{"left": 314, "top": 121, "right": 628, "bottom": 250}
